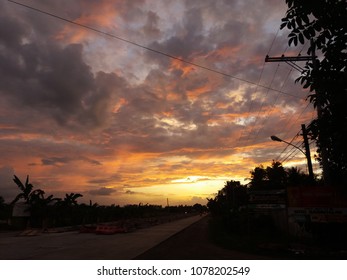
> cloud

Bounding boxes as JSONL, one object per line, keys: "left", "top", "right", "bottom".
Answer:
{"left": 89, "top": 187, "right": 117, "bottom": 196}
{"left": 0, "top": 1, "right": 314, "bottom": 206}
{"left": 41, "top": 156, "right": 101, "bottom": 166}
{"left": 125, "top": 190, "right": 136, "bottom": 195}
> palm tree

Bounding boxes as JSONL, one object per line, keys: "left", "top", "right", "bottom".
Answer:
{"left": 62, "top": 193, "right": 83, "bottom": 206}
{"left": 55, "top": 193, "right": 83, "bottom": 226}
{"left": 11, "top": 175, "right": 35, "bottom": 205}
{"left": 29, "top": 191, "right": 61, "bottom": 229}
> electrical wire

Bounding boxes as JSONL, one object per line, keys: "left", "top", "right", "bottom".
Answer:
{"left": 8, "top": 0, "right": 303, "bottom": 99}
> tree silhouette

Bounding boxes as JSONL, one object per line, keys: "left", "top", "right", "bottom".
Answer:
{"left": 62, "top": 193, "right": 83, "bottom": 206}
{"left": 11, "top": 175, "right": 36, "bottom": 205}
{"left": 286, "top": 166, "right": 313, "bottom": 187}
{"left": 266, "top": 161, "right": 287, "bottom": 189}
{"left": 281, "top": 0, "right": 347, "bottom": 186}
{"left": 249, "top": 165, "right": 268, "bottom": 189}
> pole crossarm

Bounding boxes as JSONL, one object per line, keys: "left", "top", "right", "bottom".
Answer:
{"left": 265, "top": 55, "right": 315, "bottom": 62}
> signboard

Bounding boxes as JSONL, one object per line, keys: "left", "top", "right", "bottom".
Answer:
{"left": 288, "top": 207, "right": 347, "bottom": 223}
{"left": 287, "top": 187, "right": 347, "bottom": 224}
{"left": 248, "top": 189, "right": 286, "bottom": 211}
{"left": 287, "top": 186, "right": 347, "bottom": 207}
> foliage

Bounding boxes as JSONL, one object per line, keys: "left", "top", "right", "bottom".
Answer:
{"left": 208, "top": 161, "right": 316, "bottom": 219}
{"left": 11, "top": 175, "right": 37, "bottom": 204}
{"left": 207, "top": 180, "right": 248, "bottom": 220}
{"left": 281, "top": 0, "right": 347, "bottom": 186}
{"left": 4, "top": 175, "right": 205, "bottom": 229}
{"left": 248, "top": 161, "right": 312, "bottom": 189}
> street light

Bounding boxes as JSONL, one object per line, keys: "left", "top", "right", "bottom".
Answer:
{"left": 270, "top": 135, "right": 306, "bottom": 156}
{"left": 270, "top": 134, "right": 314, "bottom": 182}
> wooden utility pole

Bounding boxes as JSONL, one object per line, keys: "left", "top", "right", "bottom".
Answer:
{"left": 301, "top": 124, "right": 314, "bottom": 182}
{"left": 265, "top": 40, "right": 330, "bottom": 185}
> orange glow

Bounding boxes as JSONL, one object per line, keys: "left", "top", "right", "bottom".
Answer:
{"left": 169, "top": 58, "right": 195, "bottom": 77}
{"left": 55, "top": 0, "right": 119, "bottom": 43}
{"left": 1, "top": 0, "right": 317, "bottom": 207}
{"left": 112, "top": 98, "right": 128, "bottom": 113}
{"left": 211, "top": 45, "right": 244, "bottom": 59}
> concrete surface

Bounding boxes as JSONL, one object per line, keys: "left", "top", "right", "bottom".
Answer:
{"left": 0, "top": 215, "right": 204, "bottom": 260}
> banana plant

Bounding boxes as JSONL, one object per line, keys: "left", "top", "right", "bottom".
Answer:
{"left": 11, "top": 175, "right": 35, "bottom": 205}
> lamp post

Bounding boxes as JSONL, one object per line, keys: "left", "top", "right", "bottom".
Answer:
{"left": 270, "top": 133, "right": 314, "bottom": 182}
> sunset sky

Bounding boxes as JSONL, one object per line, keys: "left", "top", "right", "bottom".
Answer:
{"left": 0, "top": 0, "right": 319, "bottom": 206}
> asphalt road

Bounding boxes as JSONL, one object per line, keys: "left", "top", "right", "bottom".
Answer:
{"left": 0, "top": 215, "right": 269, "bottom": 260}
{"left": 136, "top": 215, "right": 269, "bottom": 260}
{"left": 0, "top": 215, "right": 204, "bottom": 260}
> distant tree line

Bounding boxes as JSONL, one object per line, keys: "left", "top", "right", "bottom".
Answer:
{"left": 0, "top": 175, "right": 206, "bottom": 230}
{"left": 207, "top": 160, "right": 318, "bottom": 237}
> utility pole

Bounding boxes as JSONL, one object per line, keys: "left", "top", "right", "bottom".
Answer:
{"left": 265, "top": 40, "right": 330, "bottom": 185}
{"left": 271, "top": 124, "right": 314, "bottom": 182}
{"left": 301, "top": 124, "right": 314, "bottom": 183}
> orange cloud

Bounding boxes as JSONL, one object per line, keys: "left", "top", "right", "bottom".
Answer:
{"left": 55, "top": 0, "right": 120, "bottom": 43}
{"left": 169, "top": 58, "right": 195, "bottom": 77}
{"left": 112, "top": 98, "right": 128, "bottom": 113}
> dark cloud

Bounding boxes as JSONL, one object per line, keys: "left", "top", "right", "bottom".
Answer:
{"left": 89, "top": 187, "right": 117, "bottom": 196}
{"left": 0, "top": 1, "right": 313, "bottom": 205}
{"left": 125, "top": 190, "right": 136, "bottom": 195}
{"left": 87, "top": 174, "right": 122, "bottom": 185}
{"left": 41, "top": 156, "right": 101, "bottom": 166}
{"left": 41, "top": 157, "right": 71, "bottom": 166}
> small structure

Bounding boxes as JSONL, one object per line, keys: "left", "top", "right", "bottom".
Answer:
{"left": 11, "top": 201, "right": 30, "bottom": 229}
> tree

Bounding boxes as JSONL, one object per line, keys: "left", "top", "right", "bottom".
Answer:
{"left": 249, "top": 165, "right": 268, "bottom": 189}
{"left": 61, "top": 193, "right": 83, "bottom": 206}
{"left": 286, "top": 166, "right": 313, "bottom": 186}
{"left": 249, "top": 161, "right": 287, "bottom": 189}
{"left": 29, "top": 192, "right": 61, "bottom": 228}
{"left": 55, "top": 193, "right": 83, "bottom": 226}
{"left": 266, "top": 161, "right": 287, "bottom": 189}
{"left": 11, "top": 175, "right": 35, "bottom": 205}
{"left": 281, "top": 0, "right": 347, "bottom": 186}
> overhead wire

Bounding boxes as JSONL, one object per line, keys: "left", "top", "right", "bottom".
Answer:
{"left": 275, "top": 130, "right": 301, "bottom": 162}
{"left": 243, "top": 25, "right": 303, "bottom": 148}
{"left": 253, "top": 65, "right": 293, "bottom": 141}
{"left": 242, "top": 63, "right": 280, "bottom": 146}
{"left": 10, "top": 0, "right": 316, "bottom": 169}
{"left": 8, "top": 0, "right": 303, "bottom": 99}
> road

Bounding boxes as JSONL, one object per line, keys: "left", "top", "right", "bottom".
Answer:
{"left": 0, "top": 215, "right": 203, "bottom": 260}
{"left": 0, "top": 214, "right": 268, "bottom": 260}
{"left": 136, "top": 215, "right": 269, "bottom": 260}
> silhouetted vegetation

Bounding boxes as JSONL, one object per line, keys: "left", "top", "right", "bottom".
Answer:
{"left": 281, "top": 0, "right": 347, "bottom": 186}
{"left": 207, "top": 160, "right": 347, "bottom": 258}
{"left": 0, "top": 175, "right": 207, "bottom": 230}
{"left": 249, "top": 160, "right": 318, "bottom": 189}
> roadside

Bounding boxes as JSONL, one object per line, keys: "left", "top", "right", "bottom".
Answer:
{"left": 0, "top": 214, "right": 204, "bottom": 260}
{"left": 135, "top": 215, "right": 270, "bottom": 260}
{"left": 136, "top": 215, "right": 347, "bottom": 260}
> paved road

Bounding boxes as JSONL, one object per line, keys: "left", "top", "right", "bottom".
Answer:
{"left": 0, "top": 215, "right": 204, "bottom": 260}
{"left": 136, "top": 215, "right": 269, "bottom": 260}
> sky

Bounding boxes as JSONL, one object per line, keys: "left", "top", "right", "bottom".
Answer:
{"left": 0, "top": 0, "right": 318, "bottom": 206}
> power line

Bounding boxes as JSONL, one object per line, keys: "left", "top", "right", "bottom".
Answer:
{"left": 245, "top": 63, "right": 281, "bottom": 145}
{"left": 252, "top": 66, "right": 293, "bottom": 142}
{"left": 275, "top": 130, "right": 301, "bottom": 162}
{"left": 8, "top": 0, "right": 303, "bottom": 99}
{"left": 267, "top": 27, "right": 280, "bottom": 56}
{"left": 280, "top": 102, "right": 312, "bottom": 141}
